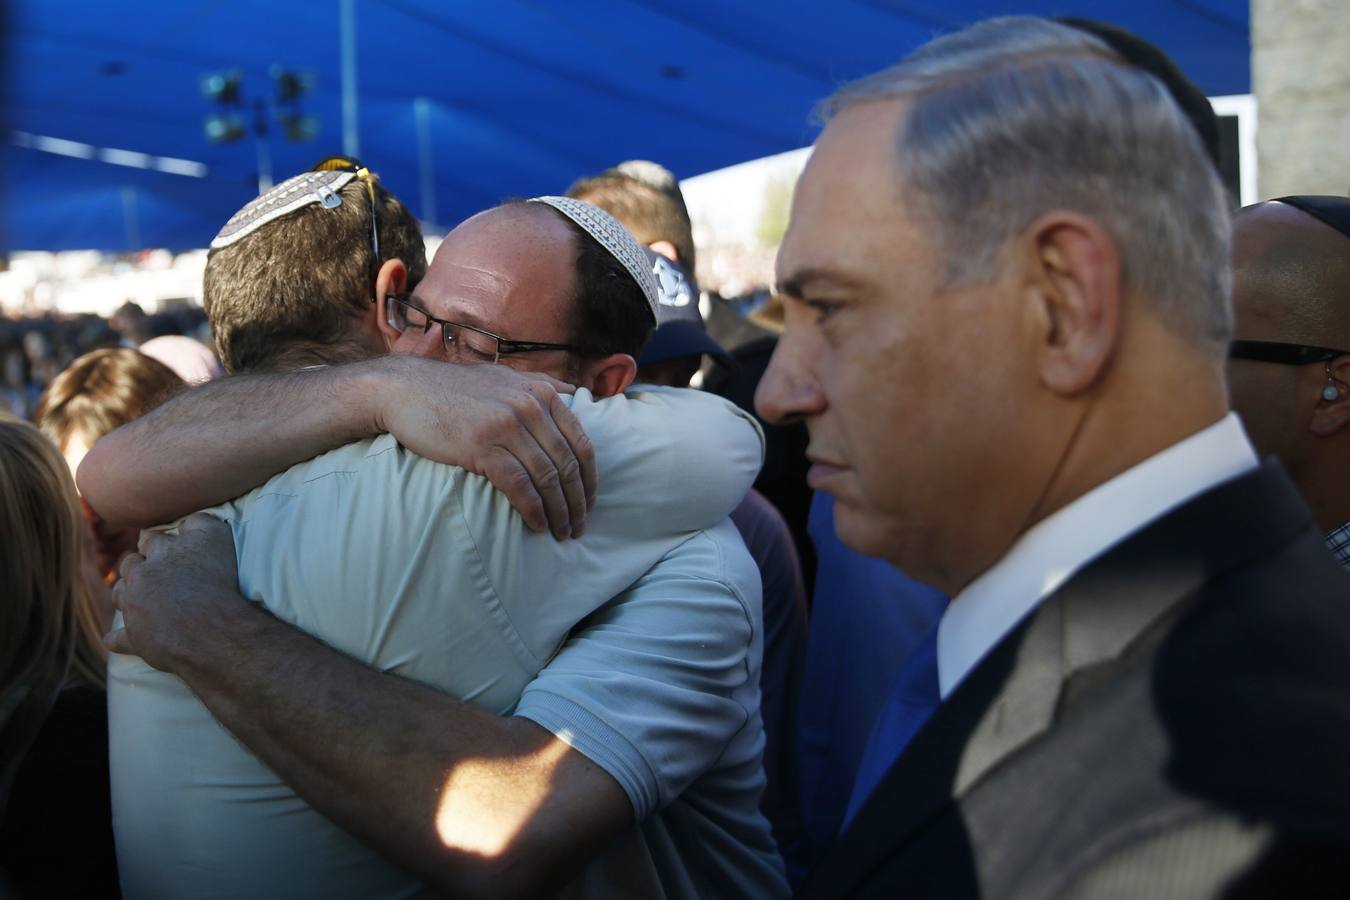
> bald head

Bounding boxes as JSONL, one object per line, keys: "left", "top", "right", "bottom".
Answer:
{"left": 1228, "top": 196, "right": 1350, "bottom": 532}
{"left": 1232, "top": 199, "right": 1350, "bottom": 348}
{"left": 381, "top": 200, "right": 653, "bottom": 398}
{"left": 408, "top": 203, "right": 580, "bottom": 360}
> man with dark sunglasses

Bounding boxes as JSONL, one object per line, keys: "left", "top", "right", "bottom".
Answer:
{"left": 83, "top": 171, "right": 788, "bottom": 897}
{"left": 1227, "top": 195, "right": 1350, "bottom": 567}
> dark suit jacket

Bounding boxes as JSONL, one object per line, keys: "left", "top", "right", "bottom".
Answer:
{"left": 802, "top": 463, "right": 1350, "bottom": 898}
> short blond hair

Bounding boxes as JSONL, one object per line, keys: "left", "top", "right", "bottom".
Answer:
{"left": 567, "top": 170, "right": 697, "bottom": 272}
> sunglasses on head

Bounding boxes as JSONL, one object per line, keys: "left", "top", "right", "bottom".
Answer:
{"left": 312, "top": 155, "right": 381, "bottom": 296}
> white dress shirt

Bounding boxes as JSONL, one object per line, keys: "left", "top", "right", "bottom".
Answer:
{"left": 937, "top": 413, "right": 1258, "bottom": 699}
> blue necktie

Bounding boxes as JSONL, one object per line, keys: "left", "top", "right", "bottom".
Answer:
{"left": 842, "top": 621, "right": 941, "bottom": 826}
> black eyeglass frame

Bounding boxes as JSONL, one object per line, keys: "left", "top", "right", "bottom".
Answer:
{"left": 385, "top": 293, "right": 595, "bottom": 363}
{"left": 1228, "top": 340, "right": 1350, "bottom": 365}
{"left": 311, "top": 155, "right": 381, "bottom": 295}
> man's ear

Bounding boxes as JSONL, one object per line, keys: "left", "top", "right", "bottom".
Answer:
{"left": 1311, "top": 355, "right": 1350, "bottom": 437}
{"left": 1021, "top": 212, "right": 1121, "bottom": 396}
{"left": 584, "top": 353, "right": 638, "bottom": 398}
{"left": 373, "top": 259, "right": 409, "bottom": 349}
{"left": 647, "top": 240, "right": 680, "bottom": 264}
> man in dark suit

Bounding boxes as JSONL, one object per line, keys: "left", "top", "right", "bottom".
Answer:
{"left": 756, "top": 15, "right": 1350, "bottom": 897}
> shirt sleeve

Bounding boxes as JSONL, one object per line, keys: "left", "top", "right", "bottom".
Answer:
{"left": 571, "top": 384, "right": 765, "bottom": 533}
{"left": 511, "top": 518, "right": 764, "bottom": 819}
{"left": 456, "top": 386, "right": 764, "bottom": 669}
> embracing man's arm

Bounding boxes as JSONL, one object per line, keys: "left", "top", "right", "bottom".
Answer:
{"left": 112, "top": 517, "right": 632, "bottom": 899}
{"left": 78, "top": 355, "right": 594, "bottom": 538}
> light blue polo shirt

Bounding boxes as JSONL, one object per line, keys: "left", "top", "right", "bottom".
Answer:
{"left": 110, "top": 386, "right": 786, "bottom": 899}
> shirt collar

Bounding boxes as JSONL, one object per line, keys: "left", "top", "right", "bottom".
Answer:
{"left": 937, "top": 413, "right": 1258, "bottom": 698}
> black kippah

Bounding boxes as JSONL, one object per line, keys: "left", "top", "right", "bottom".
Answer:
{"left": 1057, "top": 17, "right": 1222, "bottom": 170}
{"left": 1274, "top": 195, "right": 1350, "bottom": 241}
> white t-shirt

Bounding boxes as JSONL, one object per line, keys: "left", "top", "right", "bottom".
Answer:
{"left": 109, "top": 385, "right": 786, "bottom": 899}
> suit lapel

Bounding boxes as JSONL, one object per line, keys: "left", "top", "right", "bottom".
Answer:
{"left": 802, "top": 463, "right": 1314, "bottom": 898}
{"left": 950, "top": 594, "right": 1064, "bottom": 794}
{"left": 952, "top": 537, "right": 1201, "bottom": 794}
{"left": 799, "top": 624, "right": 1026, "bottom": 898}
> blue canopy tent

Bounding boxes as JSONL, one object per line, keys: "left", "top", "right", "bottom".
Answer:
{"left": 0, "top": 0, "right": 1249, "bottom": 252}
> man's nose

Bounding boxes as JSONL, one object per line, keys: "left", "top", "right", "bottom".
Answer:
{"left": 755, "top": 338, "right": 825, "bottom": 426}
{"left": 410, "top": 326, "right": 446, "bottom": 361}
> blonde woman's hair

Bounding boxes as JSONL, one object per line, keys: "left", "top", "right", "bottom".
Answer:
{"left": 0, "top": 413, "right": 109, "bottom": 813}
{"left": 0, "top": 412, "right": 107, "bottom": 701}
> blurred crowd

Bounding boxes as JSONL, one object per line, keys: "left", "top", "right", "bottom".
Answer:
{"left": 1, "top": 303, "right": 215, "bottom": 420}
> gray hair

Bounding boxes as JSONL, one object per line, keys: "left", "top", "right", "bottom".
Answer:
{"left": 821, "top": 17, "right": 1233, "bottom": 357}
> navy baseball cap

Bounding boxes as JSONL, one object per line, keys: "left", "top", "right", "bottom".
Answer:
{"left": 638, "top": 248, "right": 732, "bottom": 368}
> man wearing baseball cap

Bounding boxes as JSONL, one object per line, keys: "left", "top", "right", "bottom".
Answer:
{"left": 637, "top": 246, "right": 734, "bottom": 384}
{"left": 629, "top": 241, "right": 810, "bottom": 860}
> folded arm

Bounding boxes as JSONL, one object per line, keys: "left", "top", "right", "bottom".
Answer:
{"left": 78, "top": 355, "right": 594, "bottom": 538}
{"left": 582, "top": 385, "right": 764, "bottom": 531}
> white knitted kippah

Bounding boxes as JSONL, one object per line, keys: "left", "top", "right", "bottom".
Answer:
{"left": 613, "top": 160, "right": 680, "bottom": 194}
{"left": 528, "top": 196, "right": 659, "bottom": 322}
{"left": 211, "top": 169, "right": 356, "bottom": 249}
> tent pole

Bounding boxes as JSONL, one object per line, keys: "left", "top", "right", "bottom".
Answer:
{"left": 121, "top": 187, "right": 141, "bottom": 251}
{"left": 415, "top": 97, "right": 437, "bottom": 230}
{"left": 340, "top": 0, "right": 360, "bottom": 157}
{"left": 255, "top": 135, "right": 274, "bottom": 194}
{"left": 254, "top": 98, "right": 274, "bottom": 193}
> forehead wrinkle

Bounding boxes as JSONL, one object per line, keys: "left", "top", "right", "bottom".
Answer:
{"left": 415, "top": 262, "right": 515, "bottom": 335}
{"left": 420, "top": 206, "right": 578, "bottom": 343}
{"left": 435, "top": 260, "right": 515, "bottom": 293}
{"left": 779, "top": 105, "right": 917, "bottom": 303}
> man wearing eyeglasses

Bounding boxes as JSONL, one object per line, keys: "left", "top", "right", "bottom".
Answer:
{"left": 85, "top": 172, "right": 788, "bottom": 898}
{"left": 1227, "top": 196, "right": 1350, "bottom": 568}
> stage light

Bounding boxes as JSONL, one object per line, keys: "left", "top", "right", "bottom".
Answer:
{"left": 271, "top": 66, "right": 314, "bottom": 104}
{"left": 203, "top": 115, "right": 246, "bottom": 143}
{"left": 279, "top": 113, "right": 319, "bottom": 142}
{"left": 200, "top": 71, "right": 242, "bottom": 105}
